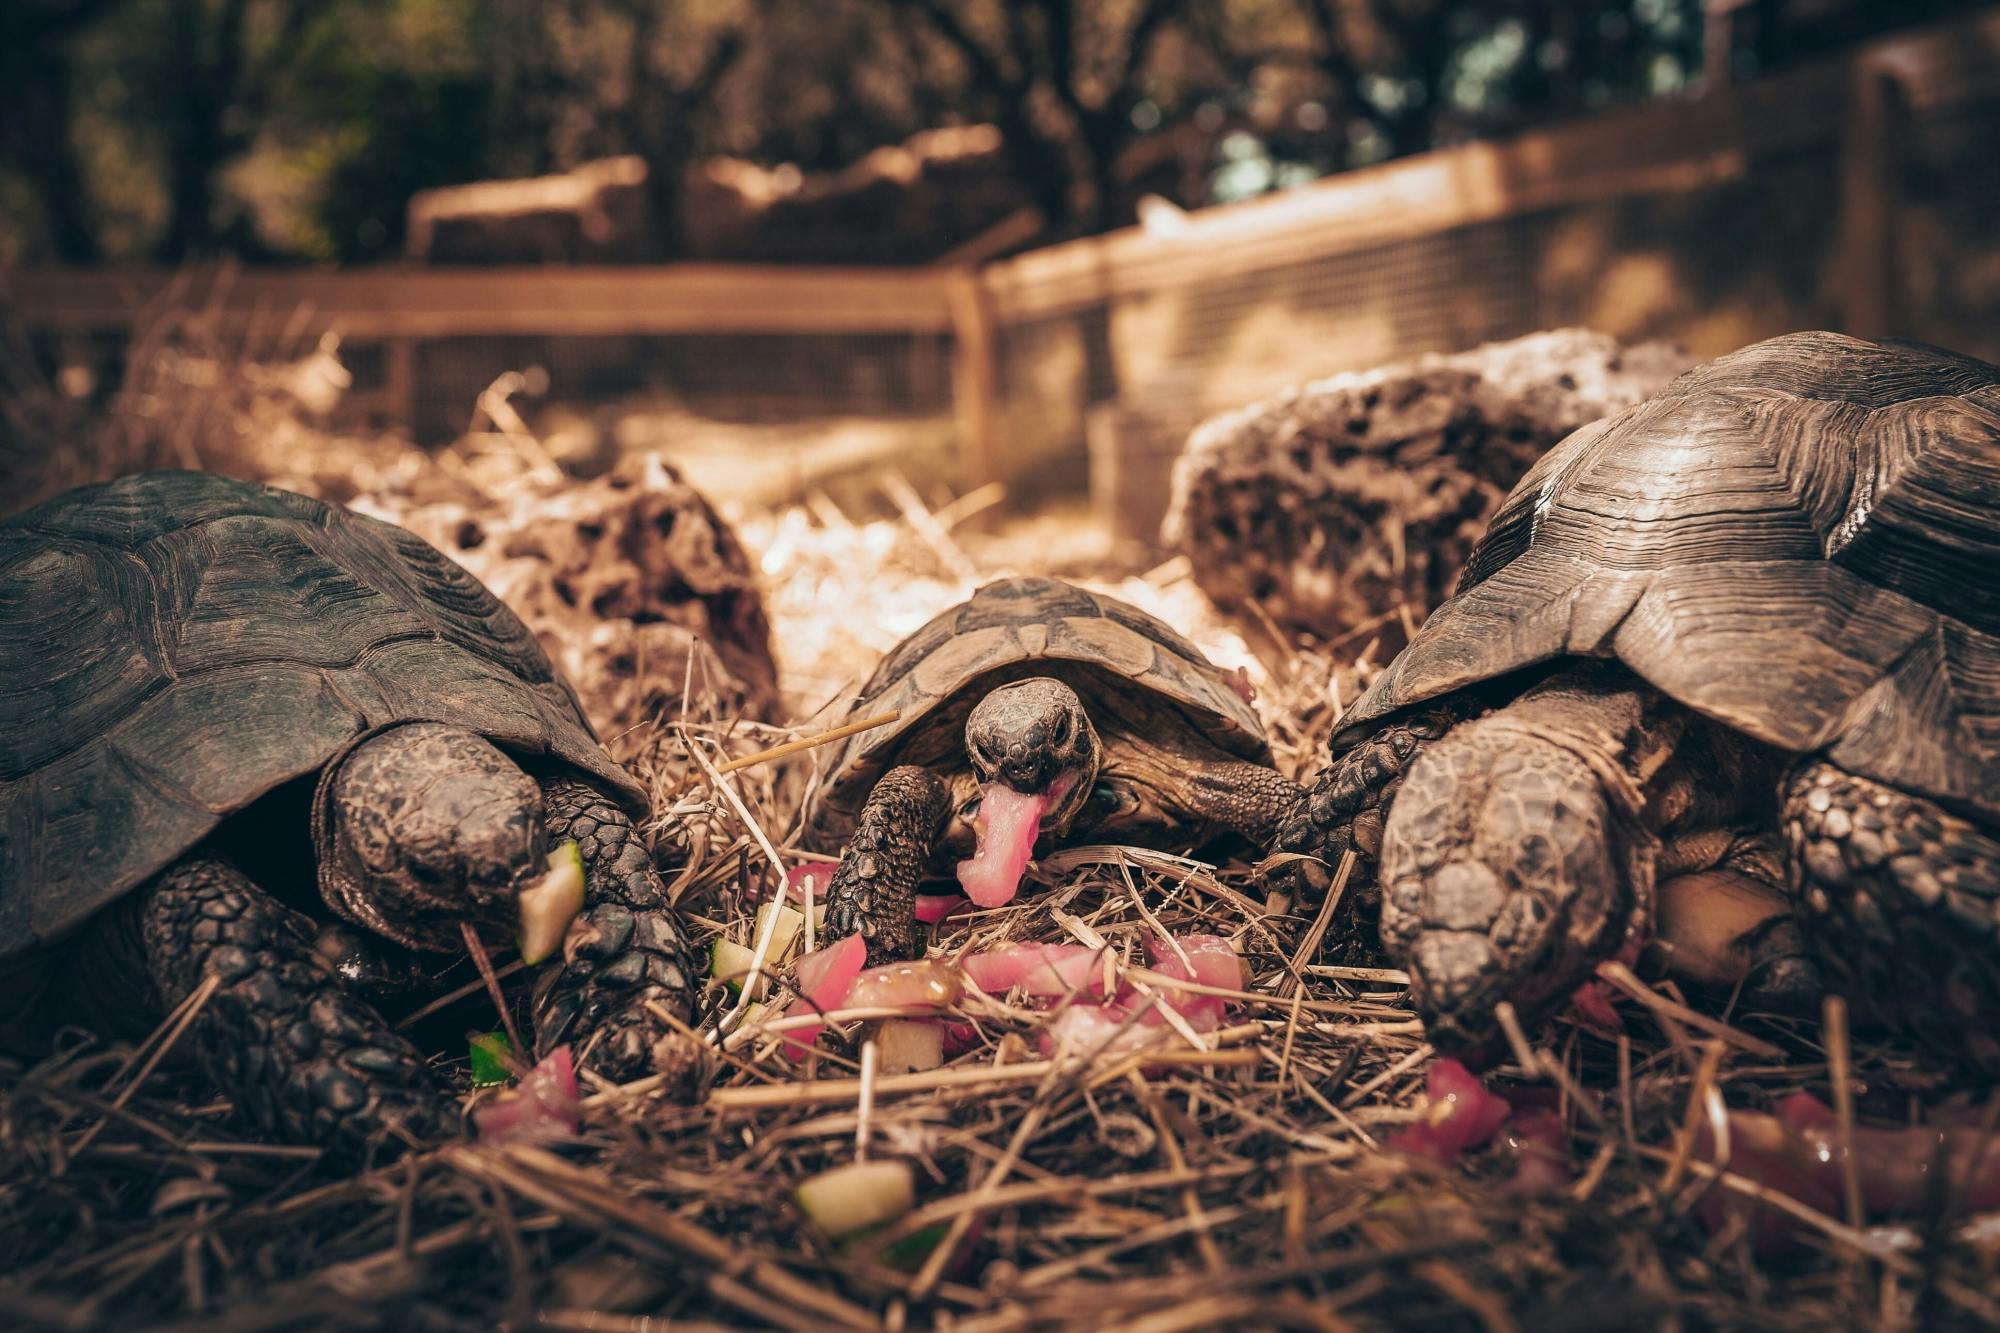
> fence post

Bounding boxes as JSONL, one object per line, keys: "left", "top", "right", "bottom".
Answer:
{"left": 945, "top": 267, "right": 1002, "bottom": 496}
{"left": 1834, "top": 59, "right": 1908, "bottom": 338}
{"left": 385, "top": 337, "right": 418, "bottom": 437}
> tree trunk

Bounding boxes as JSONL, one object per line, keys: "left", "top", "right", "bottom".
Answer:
{"left": 159, "top": 0, "right": 247, "bottom": 260}
{"left": 15, "top": 54, "right": 101, "bottom": 261}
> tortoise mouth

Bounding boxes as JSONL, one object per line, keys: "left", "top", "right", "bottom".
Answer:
{"left": 954, "top": 770, "right": 1085, "bottom": 908}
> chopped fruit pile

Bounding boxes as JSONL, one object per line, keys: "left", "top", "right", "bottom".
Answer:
{"left": 914, "top": 893, "right": 969, "bottom": 924}
{"left": 781, "top": 933, "right": 870, "bottom": 1059}
{"left": 961, "top": 942, "right": 1116, "bottom": 1000}
{"left": 718, "top": 925, "right": 1245, "bottom": 1072}
{"left": 1390, "top": 1060, "right": 1574, "bottom": 1195}
{"left": 769, "top": 936, "right": 965, "bottom": 1063}
{"left": 784, "top": 860, "right": 839, "bottom": 902}
{"left": 1391, "top": 1059, "right": 1512, "bottom": 1164}
{"left": 1501, "top": 1111, "right": 1572, "bottom": 1197}
{"left": 972, "top": 934, "right": 1245, "bottom": 1064}
{"left": 473, "top": 1045, "right": 581, "bottom": 1144}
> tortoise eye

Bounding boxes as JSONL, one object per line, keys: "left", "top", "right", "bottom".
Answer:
{"left": 959, "top": 795, "right": 983, "bottom": 821}
{"left": 1053, "top": 712, "right": 1073, "bottom": 745}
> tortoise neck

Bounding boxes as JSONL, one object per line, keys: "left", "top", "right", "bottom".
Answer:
{"left": 1488, "top": 663, "right": 1685, "bottom": 810}
{"left": 1491, "top": 662, "right": 1780, "bottom": 836}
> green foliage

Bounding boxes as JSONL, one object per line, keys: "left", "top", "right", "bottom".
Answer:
{"left": 469, "top": 1031, "right": 516, "bottom": 1087}
{"left": 311, "top": 73, "right": 498, "bottom": 260}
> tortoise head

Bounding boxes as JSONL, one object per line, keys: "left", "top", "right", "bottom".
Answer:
{"left": 319, "top": 723, "right": 558, "bottom": 955}
{"left": 963, "top": 676, "right": 1101, "bottom": 835}
{"left": 1377, "top": 704, "right": 1646, "bottom": 1070}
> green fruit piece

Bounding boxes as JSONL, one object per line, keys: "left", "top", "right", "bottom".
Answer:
{"left": 754, "top": 901, "right": 806, "bottom": 964}
{"left": 872, "top": 1222, "right": 951, "bottom": 1272}
{"left": 711, "top": 938, "right": 760, "bottom": 996}
{"left": 469, "top": 1031, "right": 516, "bottom": 1086}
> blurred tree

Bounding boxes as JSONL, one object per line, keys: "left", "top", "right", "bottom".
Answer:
{"left": 1259, "top": 0, "right": 1702, "bottom": 182}
{"left": 0, "top": 0, "right": 131, "bottom": 261}
{"left": 106, "top": 0, "right": 328, "bottom": 259}
{"left": 0, "top": 0, "right": 1960, "bottom": 262}
{"left": 872, "top": 0, "right": 1222, "bottom": 232}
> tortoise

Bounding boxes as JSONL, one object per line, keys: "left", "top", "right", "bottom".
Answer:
{"left": 1272, "top": 331, "right": 2000, "bottom": 1070}
{"left": 809, "top": 576, "right": 1303, "bottom": 960}
{"left": 0, "top": 470, "right": 695, "bottom": 1161}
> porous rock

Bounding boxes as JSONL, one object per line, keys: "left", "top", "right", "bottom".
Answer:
{"left": 369, "top": 455, "right": 779, "bottom": 743}
{"left": 1163, "top": 329, "right": 1695, "bottom": 644}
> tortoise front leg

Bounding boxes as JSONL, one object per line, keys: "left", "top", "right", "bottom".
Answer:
{"left": 1274, "top": 701, "right": 1474, "bottom": 892}
{"left": 1177, "top": 759, "right": 1307, "bottom": 845}
{"left": 1266, "top": 700, "right": 1474, "bottom": 957}
{"left": 1784, "top": 762, "right": 2000, "bottom": 1072}
{"left": 530, "top": 778, "right": 698, "bottom": 1082}
{"left": 133, "top": 856, "right": 451, "bottom": 1163}
{"left": 823, "top": 765, "right": 951, "bottom": 964}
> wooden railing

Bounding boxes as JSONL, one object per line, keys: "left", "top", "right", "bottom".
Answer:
{"left": 6, "top": 8, "right": 1997, "bottom": 489}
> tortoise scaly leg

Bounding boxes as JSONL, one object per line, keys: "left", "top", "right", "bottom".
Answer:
{"left": 1176, "top": 759, "right": 1307, "bottom": 844}
{"left": 823, "top": 765, "right": 951, "bottom": 964}
{"left": 1784, "top": 762, "right": 2000, "bottom": 1071}
{"left": 135, "top": 856, "right": 452, "bottom": 1163}
{"left": 1268, "top": 700, "right": 1474, "bottom": 952}
{"left": 530, "top": 778, "right": 698, "bottom": 1082}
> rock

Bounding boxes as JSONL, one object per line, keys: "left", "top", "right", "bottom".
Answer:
{"left": 362, "top": 455, "right": 779, "bottom": 745}
{"left": 1163, "top": 329, "right": 1696, "bottom": 644}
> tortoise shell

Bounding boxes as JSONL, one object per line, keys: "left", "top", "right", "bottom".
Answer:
{"left": 0, "top": 470, "right": 641, "bottom": 957}
{"left": 807, "top": 576, "right": 1268, "bottom": 845}
{"left": 1336, "top": 331, "right": 2000, "bottom": 823}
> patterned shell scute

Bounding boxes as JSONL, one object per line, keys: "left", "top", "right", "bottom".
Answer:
{"left": 819, "top": 576, "right": 1266, "bottom": 822}
{"left": 0, "top": 470, "right": 640, "bottom": 956}
{"left": 1338, "top": 332, "right": 2000, "bottom": 822}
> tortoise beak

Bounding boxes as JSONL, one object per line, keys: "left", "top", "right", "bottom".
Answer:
{"left": 1037, "top": 764, "right": 1093, "bottom": 837}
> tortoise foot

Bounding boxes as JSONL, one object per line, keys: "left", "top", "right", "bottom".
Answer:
{"left": 138, "top": 857, "right": 452, "bottom": 1163}
{"left": 823, "top": 765, "right": 950, "bottom": 965}
{"left": 1785, "top": 762, "right": 2000, "bottom": 1071}
{"left": 532, "top": 780, "right": 697, "bottom": 1083}
{"left": 1272, "top": 699, "right": 1472, "bottom": 951}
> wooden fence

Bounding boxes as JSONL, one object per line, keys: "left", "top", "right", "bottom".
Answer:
{"left": 6, "top": 8, "right": 1997, "bottom": 496}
